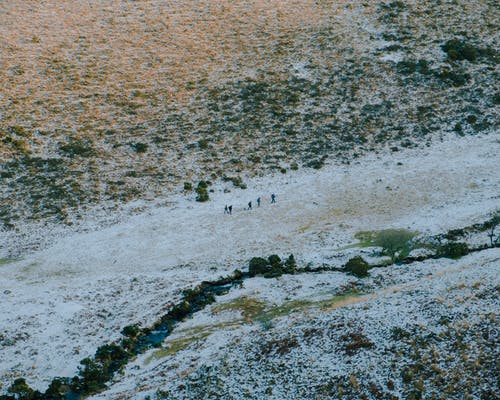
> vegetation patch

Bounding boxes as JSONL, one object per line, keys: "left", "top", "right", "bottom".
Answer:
{"left": 195, "top": 181, "right": 211, "bottom": 202}
{"left": 212, "top": 297, "right": 267, "bottom": 322}
{"left": 344, "top": 256, "right": 369, "bottom": 277}
{"left": 437, "top": 242, "right": 469, "bottom": 259}
{"left": 145, "top": 332, "right": 212, "bottom": 364}
{"left": 59, "top": 138, "right": 95, "bottom": 158}
{"left": 341, "top": 331, "right": 374, "bottom": 355}
{"left": 248, "top": 254, "right": 297, "bottom": 277}
{"left": 352, "top": 229, "right": 419, "bottom": 262}
{"left": 0, "top": 258, "right": 18, "bottom": 266}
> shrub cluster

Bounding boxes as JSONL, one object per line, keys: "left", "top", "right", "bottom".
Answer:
{"left": 59, "top": 138, "right": 95, "bottom": 158}
{"left": 437, "top": 242, "right": 469, "bottom": 259}
{"left": 195, "top": 180, "right": 210, "bottom": 202}
{"left": 344, "top": 256, "right": 369, "bottom": 278}
{"left": 129, "top": 142, "right": 148, "bottom": 153}
{"left": 248, "top": 254, "right": 296, "bottom": 277}
{"left": 222, "top": 175, "right": 247, "bottom": 189}
{"left": 442, "top": 39, "right": 479, "bottom": 62}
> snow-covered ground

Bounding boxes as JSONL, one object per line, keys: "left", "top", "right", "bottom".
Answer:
{"left": 0, "top": 132, "right": 499, "bottom": 395}
{"left": 91, "top": 248, "right": 500, "bottom": 399}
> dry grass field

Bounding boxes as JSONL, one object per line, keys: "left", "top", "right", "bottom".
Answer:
{"left": 0, "top": 0, "right": 337, "bottom": 156}
{"left": 0, "top": 0, "right": 498, "bottom": 226}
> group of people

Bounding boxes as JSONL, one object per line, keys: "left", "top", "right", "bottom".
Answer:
{"left": 224, "top": 193, "right": 276, "bottom": 215}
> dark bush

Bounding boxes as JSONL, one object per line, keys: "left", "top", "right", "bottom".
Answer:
{"left": 268, "top": 254, "right": 282, "bottom": 267}
{"left": 169, "top": 300, "right": 192, "bottom": 319}
{"left": 130, "top": 142, "right": 148, "bottom": 153}
{"left": 75, "top": 358, "right": 107, "bottom": 394}
{"left": 249, "top": 257, "right": 270, "bottom": 276}
{"left": 434, "top": 68, "right": 469, "bottom": 87}
{"left": 493, "top": 93, "right": 500, "bottom": 105}
{"left": 95, "top": 344, "right": 129, "bottom": 374}
{"left": 341, "top": 332, "right": 374, "bottom": 355}
{"left": 59, "top": 139, "right": 95, "bottom": 158}
{"left": 6, "top": 378, "right": 40, "bottom": 400}
{"left": 345, "top": 256, "right": 369, "bottom": 277}
{"left": 305, "top": 158, "right": 325, "bottom": 169}
{"left": 198, "top": 139, "right": 208, "bottom": 149}
{"left": 195, "top": 181, "right": 209, "bottom": 202}
{"left": 44, "top": 378, "right": 66, "bottom": 400}
{"left": 222, "top": 175, "right": 247, "bottom": 189}
{"left": 438, "top": 242, "right": 469, "bottom": 259}
{"left": 121, "top": 324, "right": 140, "bottom": 338}
{"left": 397, "top": 60, "right": 417, "bottom": 75}
{"left": 284, "top": 254, "right": 297, "bottom": 273}
{"left": 183, "top": 182, "right": 193, "bottom": 191}
{"left": 442, "top": 39, "right": 478, "bottom": 62}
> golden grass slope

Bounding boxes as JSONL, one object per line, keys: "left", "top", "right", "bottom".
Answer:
{"left": 0, "top": 0, "right": 339, "bottom": 155}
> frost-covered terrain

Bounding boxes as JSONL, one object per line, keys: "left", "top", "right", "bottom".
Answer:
{"left": 1, "top": 133, "right": 499, "bottom": 398}
{"left": 1, "top": 0, "right": 499, "bottom": 398}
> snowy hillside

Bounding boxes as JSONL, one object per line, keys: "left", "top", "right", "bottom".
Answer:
{"left": 1, "top": 133, "right": 499, "bottom": 399}
{"left": 0, "top": 0, "right": 499, "bottom": 399}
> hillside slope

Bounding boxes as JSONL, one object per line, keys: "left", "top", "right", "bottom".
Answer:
{"left": 1, "top": 0, "right": 498, "bottom": 230}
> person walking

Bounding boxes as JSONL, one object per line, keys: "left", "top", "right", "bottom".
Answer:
{"left": 271, "top": 193, "right": 276, "bottom": 203}
{"left": 228, "top": 205, "right": 232, "bottom": 215}
{"left": 257, "top": 197, "right": 261, "bottom": 207}
{"left": 248, "top": 201, "right": 252, "bottom": 210}
{"left": 224, "top": 205, "right": 229, "bottom": 214}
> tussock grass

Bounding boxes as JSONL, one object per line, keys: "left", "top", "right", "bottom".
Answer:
{"left": 0, "top": 0, "right": 332, "bottom": 155}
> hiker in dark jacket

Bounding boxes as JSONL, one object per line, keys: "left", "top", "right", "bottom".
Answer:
{"left": 228, "top": 205, "right": 232, "bottom": 214}
{"left": 224, "top": 205, "right": 229, "bottom": 214}
{"left": 248, "top": 201, "right": 252, "bottom": 210}
{"left": 257, "top": 197, "right": 261, "bottom": 207}
{"left": 271, "top": 193, "right": 276, "bottom": 203}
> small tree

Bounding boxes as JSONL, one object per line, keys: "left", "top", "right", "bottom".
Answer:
{"left": 249, "top": 257, "right": 269, "bottom": 276}
{"left": 487, "top": 214, "right": 499, "bottom": 247}
{"left": 195, "top": 181, "right": 209, "bottom": 202}
{"left": 268, "top": 254, "right": 282, "bottom": 268}
{"left": 345, "top": 256, "right": 369, "bottom": 278}
{"left": 7, "top": 378, "right": 39, "bottom": 400}
{"left": 284, "top": 254, "right": 297, "bottom": 273}
{"left": 437, "top": 242, "right": 469, "bottom": 259}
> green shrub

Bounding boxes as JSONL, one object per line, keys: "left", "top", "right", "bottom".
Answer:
{"left": 248, "top": 257, "right": 270, "bottom": 276}
{"left": 59, "top": 139, "right": 95, "bottom": 158}
{"left": 130, "top": 142, "right": 148, "bottom": 153}
{"left": 341, "top": 331, "right": 374, "bottom": 354}
{"left": 284, "top": 254, "right": 297, "bottom": 273}
{"left": 442, "top": 39, "right": 478, "bottom": 62}
{"left": 6, "top": 378, "right": 39, "bottom": 399}
{"left": 222, "top": 175, "right": 247, "bottom": 189}
{"left": 169, "top": 300, "right": 192, "bottom": 319}
{"left": 183, "top": 182, "right": 193, "bottom": 191}
{"left": 45, "top": 378, "right": 65, "bottom": 399}
{"left": 355, "top": 229, "right": 417, "bottom": 262}
{"left": 75, "top": 358, "right": 107, "bottom": 394}
{"left": 121, "top": 324, "right": 140, "bottom": 338}
{"left": 397, "top": 60, "right": 417, "bottom": 75}
{"left": 437, "top": 242, "right": 469, "bottom": 259}
{"left": 435, "top": 68, "right": 469, "bottom": 87}
{"left": 198, "top": 139, "right": 208, "bottom": 149}
{"left": 345, "top": 256, "right": 369, "bottom": 277}
{"left": 195, "top": 181, "right": 209, "bottom": 202}
{"left": 268, "top": 254, "right": 282, "bottom": 267}
{"left": 95, "top": 344, "right": 129, "bottom": 373}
